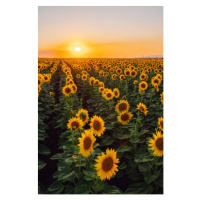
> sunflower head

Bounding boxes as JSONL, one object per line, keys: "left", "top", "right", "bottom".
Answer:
{"left": 148, "top": 131, "right": 163, "bottom": 157}
{"left": 133, "top": 80, "right": 138, "bottom": 85}
{"left": 62, "top": 85, "right": 73, "bottom": 96}
{"left": 112, "top": 74, "right": 117, "bottom": 80}
{"left": 119, "top": 75, "right": 125, "bottom": 80}
{"left": 115, "top": 100, "right": 130, "bottom": 114}
{"left": 76, "top": 108, "right": 89, "bottom": 125}
{"left": 158, "top": 117, "right": 163, "bottom": 131}
{"left": 104, "top": 89, "right": 114, "bottom": 100}
{"left": 117, "top": 111, "right": 133, "bottom": 125}
{"left": 95, "top": 148, "right": 120, "bottom": 180}
{"left": 90, "top": 115, "right": 105, "bottom": 137}
{"left": 130, "top": 70, "right": 137, "bottom": 78}
{"left": 78, "top": 129, "right": 96, "bottom": 157}
{"left": 67, "top": 117, "right": 83, "bottom": 131}
{"left": 137, "top": 102, "right": 148, "bottom": 116}
{"left": 113, "top": 88, "right": 120, "bottom": 98}
{"left": 139, "top": 81, "right": 148, "bottom": 91}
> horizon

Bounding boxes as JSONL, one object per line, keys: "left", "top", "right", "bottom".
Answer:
{"left": 38, "top": 6, "right": 163, "bottom": 58}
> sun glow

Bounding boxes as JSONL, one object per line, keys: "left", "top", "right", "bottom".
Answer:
{"left": 74, "top": 47, "right": 81, "bottom": 52}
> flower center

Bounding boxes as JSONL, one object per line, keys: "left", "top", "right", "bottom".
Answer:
{"left": 80, "top": 112, "right": 86, "bottom": 121}
{"left": 118, "top": 103, "right": 127, "bottom": 112}
{"left": 93, "top": 120, "right": 101, "bottom": 130}
{"left": 102, "top": 156, "right": 113, "bottom": 171}
{"left": 155, "top": 137, "right": 163, "bottom": 151}
{"left": 71, "top": 121, "right": 79, "bottom": 130}
{"left": 107, "top": 93, "right": 112, "bottom": 98}
{"left": 84, "top": 137, "right": 92, "bottom": 150}
{"left": 65, "top": 88, "right": 71, "bottom": 94}
{"left": 121, "top": 113, "right": 129, "bottom": 121}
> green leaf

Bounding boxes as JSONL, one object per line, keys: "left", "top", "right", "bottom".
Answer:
{"left": 118, "top": 162, "right": 127, "bottom": 170}
{"left": 83, "top": 175, "right": 93, "bottom": 181}
{"left": 105, "top": 185, "right": 122, "bottom": 194}
{"left": 47, "top": 181, "right": 64, "bottom": 194}
{"left": 74, "top": 184, "right": 89, "bottom": 194}
{"left": 60, "top": 171, "right": 77, "bottom": 182}
{"left": 138, "top": 163, "right": 152, "bottom": 172}
{"left": 38, "top": 159, "right": 46, "bottom": 170}
{"left": 117, "top": 145, "right": 131, "bottom": 152}
{"left": 38, "top": 144, "right": 51, "bottom": 155}
{"left": 51, "top": 153, "right": 63, "bottom": 160}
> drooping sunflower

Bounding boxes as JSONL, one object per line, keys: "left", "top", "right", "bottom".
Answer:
{"left": 117, "top": 111, "right": 133, "bottom": 125}
{"left": 158, "top": 117, "right": 163, "bottom": 131}
{"left": 95, "top": 148, "right": 120, "bottom": 181}
{"left": 77, "top": 129, "right": 96, "bottom": 157}
{"left": 139, "top": 81, "right": 148, "bottom": 91}
{"left": 148, "top": 131, "right": 163, "bottom": 157}
{"left": 62, "top": 85, "right": 73, "bottom": 96}
{"left": 76, "top": 108, "right": 89, "bottom": 125}
{"left": 115, "top": 100, "right": 130, "bottom": 114}
{"left": 90, "top": 115, "right": 105, "bottom": 137}
{"left": 67, "top": 117, "right": 83, "bottom": 131}
{"left": 113, "top": 88, "right": 120, "bottom": 98}
{"left": 104, "top": 89, "right": 114, "bottom": 100}
{"left": 137, "top": 102, "right": 148, "bottom": 116}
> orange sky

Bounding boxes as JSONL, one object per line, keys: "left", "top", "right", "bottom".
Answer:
{"left": 38, "top": 7, "right": 163, "bottom": 58}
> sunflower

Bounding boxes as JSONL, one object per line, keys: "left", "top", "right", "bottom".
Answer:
{"left": 38, "top": 78, "right": 43, "bottom": 86}
{"left": 82, "top": 74, "right": 87, "bottom": 81}
{"left": 151, "top": 77, "right": 161, "bottom": 86}
{"left": 117, "top": 111, "right": 133, "bottom": 125}
{"left": 104, "top": 89, "right": 114, "bottom": 100}
{"left": 158, "top": 117, "right": 163, "bottom": 131}
{"left": 140, "top": 73, "right": 147, "bottom": 81}
{"left": 71, "top": 84, "right": 77, "bottom": 93}
{"left": 111, "top": 74, "right": 117, "bottom": 80}
{"left": 115, "top": 100, "right": 130, "bottom": 114}
{"left": 76, "top": 108, "right": 89, "bottom": 125}
{"left": 38, "top": 85, "right": 41, "bottom": 93}
{"left": 78, "top": 129, "right": 96, "bottom": 157}
{"left": 76, "top": 74, "right": 81, "bottom": 78}
{"left": 43, "top": 74, "right": 51, "bottom": 83}
{"left": 62, "top": 85, "right": 73, "bottom": 96}
{"left": 133, "top": 80, "right": 138, "bottom": 85}
{"left": 113, "top": 88, "right": 120, "bottom": 98}
{"left": 148, "top": 131, "right": 163, "bottom": 157}
{"left": 116, "top": 68, "right": 122, "bottom": 74}
{"left": 137, "top": 102, "right": 148, "bottom": 116}
{"left": 90, "top": 115, "right": 105, "bottom": 137}
{"left": 93, "top": 79, "right": 99, "bottom": 86}
{"left": 119, "top": 75, "right": 125, "bottom": 80}
{"left": 67, "top": 117, "right": 83, "bottom": 131}
{"left": 124, "top": 68, "right": 130, "bottom": 76}
{"left": 95, "top": 148, "right": 120, "bottom": 180}
{"left": 99, "top": 87, "right": 104, "bottom": 93}
{"left": 139, "top": 81, "right": 148, "bottom": 91}
{"left": 98, "top": 82, "right": 105, "bottom": 88}
{"left": 160, "top": 92, "right": 164, "bottom": 104}
{"left": 89, "top": 77, "right": 95, "bottom": 85}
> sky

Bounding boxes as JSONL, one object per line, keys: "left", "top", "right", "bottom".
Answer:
{"left": 38, "top": 6, "right": 163, "bottom": 58}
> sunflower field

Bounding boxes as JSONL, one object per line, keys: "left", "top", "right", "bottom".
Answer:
{"left": 38, "top": 58, "right": 163, "bottom": 194}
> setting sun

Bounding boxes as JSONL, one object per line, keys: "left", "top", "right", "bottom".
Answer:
{"left": 74, "top": 47, "right": 81, "bottom": 52}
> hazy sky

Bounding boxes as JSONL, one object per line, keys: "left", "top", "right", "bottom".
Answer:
{"left": 38, "top": 6, "right": 163, "bottom": 58}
